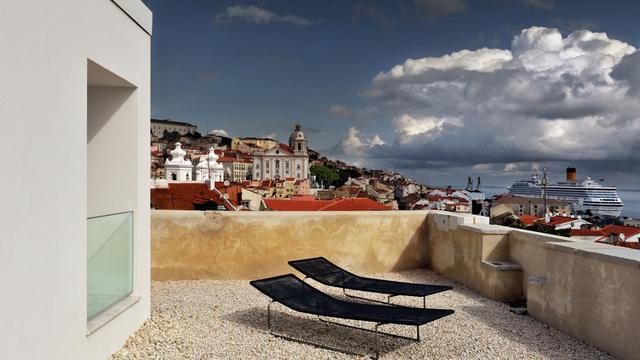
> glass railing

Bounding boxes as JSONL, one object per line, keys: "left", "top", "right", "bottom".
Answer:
{"left": 87, "top": 211, "right": 134, "bottom": 320}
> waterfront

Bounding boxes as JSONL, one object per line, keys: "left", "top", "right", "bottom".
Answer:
{"left": 481, "top": 186, "right": 640, "bottom": 219}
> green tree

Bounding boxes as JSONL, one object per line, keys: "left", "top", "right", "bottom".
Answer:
{"left": 310, "top": 164, "right": 340, "bottom": 188}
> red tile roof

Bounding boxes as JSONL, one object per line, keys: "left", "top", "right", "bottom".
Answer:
{"left": 265, "top": 197, "right": 390, "bottom": 211}
{"left": 278, "top": 143, "right": 293, "bottom": 153}
{"left": 151, "top": 183, "right": 241, "bottom": 211}
{"left": 218, "top": 156, "right": 251, "bottom": 163}
{"left": 570, "top": 229, "right": 604, "bottom": 237}
{"left": 519, "top": 215, "right": 542, "bottom": 226}
{"left": 318, "top": 198, "right": 391, "bottom": 211}
{"left": 545, "top": 216, "right": 580, "bottom": 226}
{"left": 600, "top": 224, "right": 640, "bottom": 238}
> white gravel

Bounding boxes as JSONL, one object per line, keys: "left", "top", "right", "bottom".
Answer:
{"left": 111, "top": 269, "right": 615, "bottom": 359}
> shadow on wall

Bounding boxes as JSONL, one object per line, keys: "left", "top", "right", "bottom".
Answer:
{"left": 391, "top": 215, "right": 431, "bottom": 272}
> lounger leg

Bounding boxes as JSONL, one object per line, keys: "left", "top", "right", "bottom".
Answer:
{"left": 267, "top": 300, "right": 275, "bottom": 335}
{"left": 374, "top": 323, "right": 381, "bottom": 359}
{"left": 266, "top": 304, "right": 366, "bottom": 358}
{"left": 423, "top": 296, "right": 426, "bottom": 309}
{"left": 317, "top": 316, "right": 419, "bottom": 342}
{"left": 416, "top": 325, "right": 420, "bottom": 341}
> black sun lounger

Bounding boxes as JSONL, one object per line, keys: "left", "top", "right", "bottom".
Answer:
{"left": 250, "top": 274, "right": 454, "bottom": 359}
{"left": 289, "top": 257, "right": 453, "bottom": 308}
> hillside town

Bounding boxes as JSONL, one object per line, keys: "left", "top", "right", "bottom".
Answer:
{"left": 150, "top": 118, "right": 640, "bottom": 250}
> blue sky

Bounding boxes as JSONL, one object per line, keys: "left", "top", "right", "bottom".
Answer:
{"left": 148, "top": 0, "right": 640, "bottom": 187}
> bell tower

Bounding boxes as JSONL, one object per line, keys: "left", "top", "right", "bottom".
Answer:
{"left": 288, "top": 123, "right": 308, "bottom": 156}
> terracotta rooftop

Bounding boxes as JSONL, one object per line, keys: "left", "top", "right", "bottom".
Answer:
{"left": 151, "top": 183, "right": 240, "bottom": 211}
{"left": 519, "top": 215, "right": 542, "bottom": 226}
{"left": 544, "top": 216, "right": 582, "bottom": 226}
{"left": 264, "top": 197, "right": 390, "bottom": 211}
{"left": 570, "top": 229, "right": 604, "bottom": 237}
{"left": 600, "top": 224, "right": 640, "bottom": 238}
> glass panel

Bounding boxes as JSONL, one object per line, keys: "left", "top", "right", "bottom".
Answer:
{"left": 87, "top": 211, "right": 133, "bottom": 320}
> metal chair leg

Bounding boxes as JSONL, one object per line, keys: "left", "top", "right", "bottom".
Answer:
{"left": 374, "top": 323, "right": 381, "bottom": 359}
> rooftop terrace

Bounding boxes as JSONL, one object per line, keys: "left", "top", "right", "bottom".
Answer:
{"left": 130, "top": 210, "right": 639, "bottom": 359}
{"left": 112, "top": 269, "right": 612, "bottom": 359}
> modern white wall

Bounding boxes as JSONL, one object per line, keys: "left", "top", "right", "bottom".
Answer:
{"left": 0, "top": 1, "right": 151, "bottom": 359}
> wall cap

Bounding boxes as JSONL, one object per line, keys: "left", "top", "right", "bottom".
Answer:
{"left": 459, "top": 224, "right": 511, "bottom": 235}
{"left": 546, "top": 241, "right": 640, "bottom": 268}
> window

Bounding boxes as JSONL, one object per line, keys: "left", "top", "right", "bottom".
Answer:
{"left": 171, "top": 173, "right": 177, "bottom": 180}
{"left": 297, "top": 143, "right": 301, "bottom": 151}
{"left": 275, "top": 160, "right": 280, "bottom": 169}
{"left": 285, "top": 162, "right": 290, "bottom": 169}
{"left": 87, "top": 60, "right": 136, "bottom": 321}
{"left": 297, "top": 164, "right": 301, "bottom": 170}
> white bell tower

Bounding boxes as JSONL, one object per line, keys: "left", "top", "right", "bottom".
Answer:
{"left": 164, "top": 142, "right": 193, "bottom": 181}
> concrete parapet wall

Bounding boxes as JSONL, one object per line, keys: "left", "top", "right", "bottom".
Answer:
{"left": 525, "top": 240, "right": 640, "bottom": 360}
{"left": 151, "top": 210, "right": 431, "bottom": 280}
{"left": 151, "top": 209, "right": 640, "bottom": 359}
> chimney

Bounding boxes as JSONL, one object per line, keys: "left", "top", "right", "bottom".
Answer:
{"left": 566, "top": 167, "right": 577, "bottom": 182}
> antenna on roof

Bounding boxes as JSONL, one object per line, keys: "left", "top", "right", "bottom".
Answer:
{"left": 476, "top": 176, "right": 481, "bottom": 190}
{"left": 466, "top": 177, "right": 473, "bottom": 190}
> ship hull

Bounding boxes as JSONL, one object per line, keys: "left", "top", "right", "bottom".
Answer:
{"left": 508, "top": 181, "right": 624, "bottom": 218}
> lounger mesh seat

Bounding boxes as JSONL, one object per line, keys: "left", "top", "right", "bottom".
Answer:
{"left": 251, "top": 274, "right": 454, "bottom": 326}
{"left": 289, "top": 257, "right": 452, "bottom": 304}
{"left": 250, "top": 274, "right": 454, "bottom": 358}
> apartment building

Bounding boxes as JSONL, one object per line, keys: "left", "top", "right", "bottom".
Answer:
{"left": 1, "top": 1, "right": 151, "bottom": 359}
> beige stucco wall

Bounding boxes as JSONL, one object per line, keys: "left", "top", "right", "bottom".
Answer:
{"left": 524, "top": 241, "right": 640, "bottom": 360}
{"left": 151, "top": 209, "right": 640, "bottom": 359}
{"left": 151, "top": 210, "right": 432, "bottom": 280}
{"left": 424, "top": 213, "right": 523, "bottom": 302}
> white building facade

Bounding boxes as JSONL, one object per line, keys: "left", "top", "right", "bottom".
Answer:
{"left": 151, "top": 118, "right": 198, "bottom": 137}
{"left": 0, "top": 1, "right": 151, "bottom": 359}
{"left": 253, "top": 124, "right": 310, "bottom": 180}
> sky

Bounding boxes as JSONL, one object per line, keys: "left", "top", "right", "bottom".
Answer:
{"left": 147, "top": 0, "right": 640, "bottom": 188}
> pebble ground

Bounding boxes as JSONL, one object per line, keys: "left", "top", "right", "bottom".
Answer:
{"left": 112, "top": 269, "right": 615, "bottom": 360}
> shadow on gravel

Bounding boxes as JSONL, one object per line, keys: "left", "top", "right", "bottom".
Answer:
{"left": 458, "top": 305, "right": 613, "bottom": 360}
{"left": 224, "top": 306, "right": 415, "bottom": 358}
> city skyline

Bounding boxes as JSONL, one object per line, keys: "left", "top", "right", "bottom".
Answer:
{"left": 148, "top": 0, "right": 640, "bottom": 187}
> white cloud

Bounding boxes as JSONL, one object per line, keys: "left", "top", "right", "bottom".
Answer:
{"left": 337, "top": 26, "right": 640, "bottom": 180}
{"left": 262, "top": 133, "right": 277, "bottom": 139}
{"left": 374, "top": 48, "right": 512, "bottom": 82}
{"left": 333, "top": 127, "right": 385, "bottom": 157}
{"left": 208, "top": 129, "right": 229, "bottom": 137}
{"left": 214, "top": 5, "right": 315, "bottom": 26}
{"left": 394, "top": 114, "right": 463, "bottom": 143}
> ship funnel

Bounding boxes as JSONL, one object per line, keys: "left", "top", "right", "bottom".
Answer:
{"left": 566, "top": 167, "right": 577, "bottom": 182}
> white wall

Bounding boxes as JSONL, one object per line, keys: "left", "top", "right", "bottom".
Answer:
{"left": 0, "top": 1, "right": 151, "bottom": 359}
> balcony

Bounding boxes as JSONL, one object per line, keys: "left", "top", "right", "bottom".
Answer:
{"left": 114, "top": 210, "right": 638, "bottom": 359}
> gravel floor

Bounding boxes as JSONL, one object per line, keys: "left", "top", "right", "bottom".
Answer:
{"left": 112, "top": 269, "right": 615, "bottom": 359}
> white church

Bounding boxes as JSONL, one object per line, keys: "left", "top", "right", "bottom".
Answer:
{"left": 252, "top": 124, "right": 310, "bottom": 180}
{"left": 164, "top": 142, "right": 224, "bottom": 182}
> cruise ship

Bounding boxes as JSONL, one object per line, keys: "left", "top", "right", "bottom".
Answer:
{"left": 508, "top": 168, "right": 624, "bottom": 217}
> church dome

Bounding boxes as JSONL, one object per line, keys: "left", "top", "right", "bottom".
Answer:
{"left": 288, "top": 124, "right": 306, "bottom": 148}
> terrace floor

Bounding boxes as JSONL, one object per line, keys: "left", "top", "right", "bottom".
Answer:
{"left": 112, "top": 269, "right": 614, "bottom": 359}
